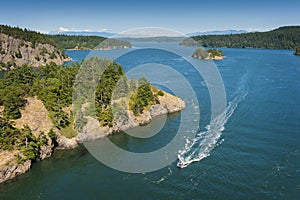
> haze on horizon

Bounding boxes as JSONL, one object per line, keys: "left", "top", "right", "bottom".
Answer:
{"left": 0, "top": 0, "right": 299, "bottom": 34}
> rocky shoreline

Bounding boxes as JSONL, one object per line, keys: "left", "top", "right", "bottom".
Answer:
{"left": 57, "top": 92, "right": 185, "bottom": 148}
{"left": 0, "top": 92, "right": 185, "bottom": 183}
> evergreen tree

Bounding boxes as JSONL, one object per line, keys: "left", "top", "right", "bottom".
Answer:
{"left": 129, "top": 77, "right": 157, "bottom": 116}
{"left": 3, "top": 85, "right": 24, "bottom": 119}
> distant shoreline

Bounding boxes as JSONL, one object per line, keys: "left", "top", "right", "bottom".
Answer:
{"left": 65, "top": 46, "right": 131, "bottom": 51}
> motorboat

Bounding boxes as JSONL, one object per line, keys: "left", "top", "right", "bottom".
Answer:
{"left": 177, "top": 155, "right": 201, "bottom": 168}
{"left": 177, "top": 156, "right": 189, "bottom": 169}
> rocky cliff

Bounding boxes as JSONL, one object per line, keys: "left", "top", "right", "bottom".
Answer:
{"left": 75, "top": 92, "right": 186, "bottom": 143}
{"left": 0, "top": 150, "right": 31, "bottom": 184}
{"left": 0, "top": 92, "right": 185, "bottom": 183}
{"left": 0, "top": 33, "right": 71, "bottom": 69}
{"left": 0, "top": 97, "right": 55, "bottom": 183}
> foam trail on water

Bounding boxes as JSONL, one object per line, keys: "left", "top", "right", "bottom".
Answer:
{"left": 178, "top": 74, "right": 248, "bottom": 166}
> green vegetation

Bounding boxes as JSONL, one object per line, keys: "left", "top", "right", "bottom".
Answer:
{"left": 0, "top": 56, "right": 161, "bottom": 160}
{"left": 0, "top": 62, "right": 77, "bottom": 159}
{"left": 207, "top": 49, "right": 224, "bottom": 57}
{"left": 0, "top": 24, "right": 56, "bottom": 47}
{"left": 95, "top": 62, "right": 127, "bottom": 127}
{"left": 47, "top": 129, "right": 57, "bottom": 146}
{"left": 129, "top": 77, "right": 159, "bottom": 116}
{"left": 0, "top": 63, "right": 78, "bottom": 127}
{"left": 179, "top": 38, "right": 200, "bottom": 46}
{"left": 157, "top": 90, "right": 164, "bottom": 96}
{"left": 192, "top": 48, "right": 224, "bottom": 60}
{"left": 0, "top": 24, "right": 131, "bottom": 66}
{"left": 73, "top": 57, "right": 160, "bottom": 129}
{"left": 0, "top": 65, "right": 36, "bottom": 119}
{"left": 0, "top": 117, "right": 50, "bottom": 162}
{"left": 32, "top": 63, "right": 79, "bottom": 129}
{"left": 192, "top": 26, "right": 300, "bottom": 49}
{"left": 47, "top": 34, "right": 105, "bottom": 49}
{"left": 93, "top": 60, "right": 156, "bottom": 124}
{"left": 96, "top": 38, "right": 132, "bottom": 50}
{"left": 47, "top": 35, "right": 131, "bottom": 50}
{"left": 294, "top": 46, "right": 300, "bottom": 56}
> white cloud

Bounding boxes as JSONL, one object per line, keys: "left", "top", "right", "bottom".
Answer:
{"left": 58, "top": 27, "right": 70, "bottom": 32}
{"left": 116, "top": 27, "right": 184, "bottom": 38}
{"left": 244, "top": 27, "right": 271, "bottom": 32}
{"left": 57, "top": 27, "right": 108, "bottom": 33}
{"left": 34, "top": 29, "right": 50, "bottom": 34}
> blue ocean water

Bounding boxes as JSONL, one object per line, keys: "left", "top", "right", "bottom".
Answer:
{"left": 1, "top": 44, "right": 299, "bottom": 199}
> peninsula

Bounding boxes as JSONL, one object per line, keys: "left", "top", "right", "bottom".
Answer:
{"left": 47, "top": 35, "right": 132, "bottom": 50}
{"left": 0, "top": 25, "right": 184, "bottom": 183}
{"left": 0, "top": 59, "right": 185, "bottom": 183}
{"left": 190, "top": 26, "right": 300, "bottom": 50}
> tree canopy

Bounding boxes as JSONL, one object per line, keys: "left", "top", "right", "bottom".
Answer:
{"left": 129, "top": 77, "right": 159, "bottom": 116}
{"left": 47, "top": 35, "right": 131, "bottom": 50}
{"left": 191, "top": 26, "right": 300, "bottom": 49}
{"left": 0, "top": 24, "right": 56, "bottom": 47}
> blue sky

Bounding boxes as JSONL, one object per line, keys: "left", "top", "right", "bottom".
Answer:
{"left": 1, "top": 0, "right": 299, "bottom": 34}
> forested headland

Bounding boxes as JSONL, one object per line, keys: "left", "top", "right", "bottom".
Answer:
{"left": 47, "top": 35, "right": 131, "bottom": 50}
{"left": 189, "top": 26, "right": 300, "bottom": 50}
{"left": 0, "top": 56, "right": 177, "bottom": 179}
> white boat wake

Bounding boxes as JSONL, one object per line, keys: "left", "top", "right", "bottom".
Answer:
{"left": 177, "top": 74, "right": 248, "bottom": 168}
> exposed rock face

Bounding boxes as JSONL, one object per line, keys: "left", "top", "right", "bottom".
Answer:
{"left": 157, "top": 92, "right": 186, "bottom": 113}
{"left": 0, "top": 33, "right": 71, "bottom": 69}
{"left": 39, "top": 145, "right": 53, "bottom": 160}
{"left": 75, "top": 92, "right": 186, "bottom": 143}
{"left": 150, "top": 104, "right": 168, "bottom": 117}
{"left": 0, "top": 151, "right": 31, "bottom": 184}
{"left": 56, "top": 135, "right": 78, "bottom": 149}
{"left": 0, "top": 97, "right": 57, "bottom": 183}
{"left": 14, "top": 96, "right": 56, "bottom": 137}
{"left": 0, "top": 92, "right": 185, "bottom": 183}
{"left": 13, "top": 96, "right": 76, "bottom": 149}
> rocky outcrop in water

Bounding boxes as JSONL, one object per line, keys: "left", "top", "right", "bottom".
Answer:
{"left": 192, "top": 48, "right": 225, "bottom": 60}
{"left": 0, "top": 150, "right": 31, "bottom": 183}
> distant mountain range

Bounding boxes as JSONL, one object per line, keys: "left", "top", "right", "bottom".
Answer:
{"left": 186, "top": 30, "right": 249, "bottom": 37}
{"left": 49, "top": 29, "right": 250, "bottom": 38}
{"left": 49, "top": 30, "right": 116, "bottom": 38}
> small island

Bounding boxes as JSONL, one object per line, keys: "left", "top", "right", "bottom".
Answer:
{"left": 192, "top": 48, "right": 225, "bottom": 60}
{"left": 294, "top": 46, "right": 300, "bottom": 56}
